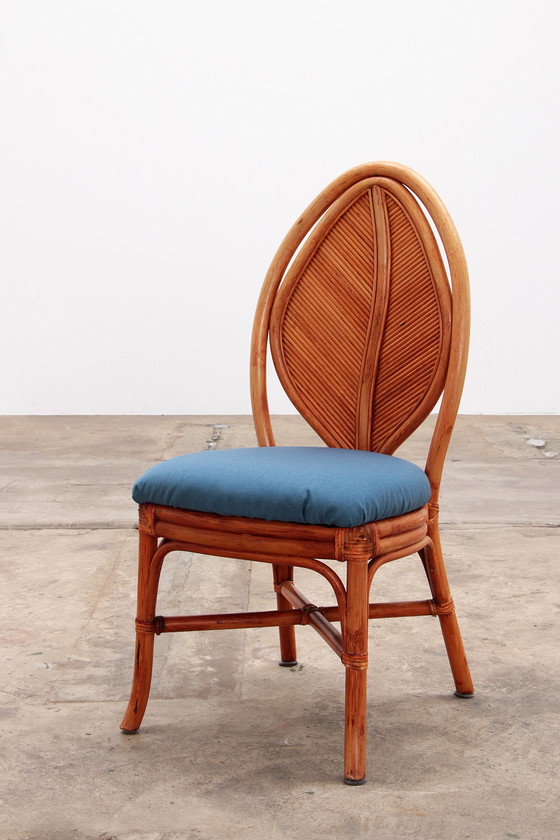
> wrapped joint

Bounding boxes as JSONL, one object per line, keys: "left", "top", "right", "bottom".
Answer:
{"left": 335, "top": 524, "right": 377, "bottom": 562}
{"left": 435, "top": 599, "right": 455, "bottom": 616}
{"left": 135, "top": 615, "right": 165, "bottom": 635}
{"left": 135, "top": 617, "right": 156, "bottom": 634}
{"left": 428, "top": 502, "right": 440, "bottom": 526}
{"left": 341, "top": 652, "right": 368, "bottom": 670}
{"left": 300, "top": 603, "right": 323, "bottom": 626}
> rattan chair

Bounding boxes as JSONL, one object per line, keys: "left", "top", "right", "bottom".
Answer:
{"left": 120, "top": 162, "right": 474, "bottom": 784}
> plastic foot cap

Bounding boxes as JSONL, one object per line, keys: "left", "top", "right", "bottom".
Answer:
{"left": 120, "top": 727, "right": 139, "bottom": 734}
{"left": 279, "top": 660, "right": 298, "bottom": 667}
{"left": 454, "top": 690, "right": 474, "bottom": 698}
{"left": 343, "top": 776, "right": 367, "bottom": 786}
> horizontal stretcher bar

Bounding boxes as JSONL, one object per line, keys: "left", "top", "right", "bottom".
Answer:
{"left": 145, "top": 599, "right": 438, "bottom": 635}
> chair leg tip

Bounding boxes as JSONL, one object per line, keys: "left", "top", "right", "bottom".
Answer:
{"left": 454, "top": 690, "right": 474, "bottom": 699}
{"left": 343, "top": 776, "right": 367, "bottom": 786}
{"left": 278, "top": 660, "right": 298, "bottom": 667}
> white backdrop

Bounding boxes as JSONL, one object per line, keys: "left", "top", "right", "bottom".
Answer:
{"left": 1, "top": 0, "right": 558, "bottom": 414}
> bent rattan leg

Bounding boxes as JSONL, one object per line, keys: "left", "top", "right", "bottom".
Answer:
{"left": 421, "top": 530, "right": 474, "bottom": 697}
{"left": 121, "top": 530, "right": 160, "bottom": 732}
{"left": 273, "top": 563, "right": 298, "bottom": 666}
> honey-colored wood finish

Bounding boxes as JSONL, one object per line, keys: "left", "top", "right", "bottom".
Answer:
{"left": 121, "top": 162, "right": 474, "bottom": 784}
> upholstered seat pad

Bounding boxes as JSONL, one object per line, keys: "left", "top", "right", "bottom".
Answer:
{"left": 132, "top": 446, "right": 431, "bottom": 528}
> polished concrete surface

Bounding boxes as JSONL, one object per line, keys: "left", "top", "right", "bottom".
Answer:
{"left": 1, "top": 415, "right": 559, "bottom": 840}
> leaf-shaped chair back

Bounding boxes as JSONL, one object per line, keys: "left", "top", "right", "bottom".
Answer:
{"left": 251, "top": 163, "right": 470, "bottom": 495}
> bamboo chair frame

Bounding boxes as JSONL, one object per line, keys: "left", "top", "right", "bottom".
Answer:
{"left": 121, "top": 162, "right": 473, "bottom": 784}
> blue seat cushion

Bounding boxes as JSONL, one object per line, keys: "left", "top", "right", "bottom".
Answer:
{"left": 132, "top": 446, "right": 431, "bottom": 528}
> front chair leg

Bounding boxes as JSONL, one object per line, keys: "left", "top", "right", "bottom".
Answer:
{"left": 272, "top": 563, "right": 298, "bottom": 666}
{"left": 421, "top": 526, "right": 474, "bottom": 698}
{"left": 339, "top": 529, "right": 371, "bottom": 785}
{"left": 343, "top": 666, "right": 368, "bottom": 785}
{"left": 121, "top": 526, "right": 161, "bottom": 733}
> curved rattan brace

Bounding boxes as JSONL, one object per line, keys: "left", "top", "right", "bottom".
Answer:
{"left": 367, "top": 536, "right": 433, "bottom": 589}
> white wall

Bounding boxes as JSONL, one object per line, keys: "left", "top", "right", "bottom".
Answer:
{"left": 1, "top": 0, "right": 558, "bottom": 414}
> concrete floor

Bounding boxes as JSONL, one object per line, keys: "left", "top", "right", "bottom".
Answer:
{"left": 1, "top": 415, "right": 559, "bottom": 840}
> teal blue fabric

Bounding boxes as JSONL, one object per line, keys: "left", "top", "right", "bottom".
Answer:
{"left": 132, "top": 446, "right": 431, "bottom": 528}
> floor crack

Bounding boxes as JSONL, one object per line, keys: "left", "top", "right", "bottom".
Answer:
{"left": 205, "top": 423, "right": 230, "bottom": 450}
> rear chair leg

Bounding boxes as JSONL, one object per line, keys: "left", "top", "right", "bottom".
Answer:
{"left": 121, "top": 527, "right": 161, "bottom": 732}
{"left": 421, "top": 527, "right": 474, "bottom": 697}
{"left": 273, "top": 564, "right": 298, "bottom": 666}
